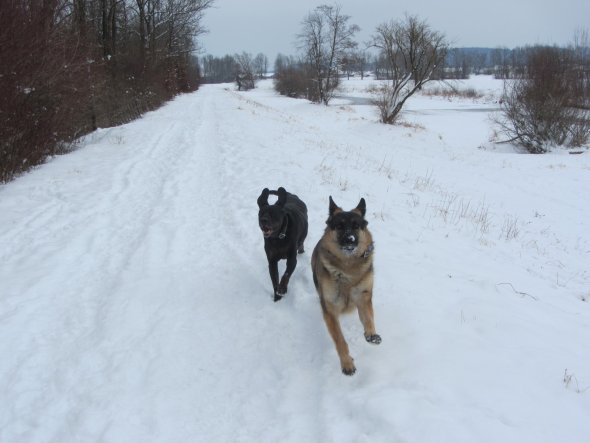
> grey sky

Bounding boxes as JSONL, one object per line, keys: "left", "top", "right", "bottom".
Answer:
{"left": 199, "top": 0, "right": 589, "bottom": 62}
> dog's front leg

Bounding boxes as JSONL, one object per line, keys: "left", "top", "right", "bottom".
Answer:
{"left": 268, "top": 259, "right": 282, "bottom": 302}
{"left": 356, "top": 289, "right": 381, "bottom": 345}
{"left": 321, "top": 306, "right": 356, "bottom": 375}
{"left": 278, "top": 251, "right": 297, "bottom": 297}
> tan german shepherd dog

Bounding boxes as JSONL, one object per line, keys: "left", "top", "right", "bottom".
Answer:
{"left": 311, "top": 196, "right": 381, "bottom": 375}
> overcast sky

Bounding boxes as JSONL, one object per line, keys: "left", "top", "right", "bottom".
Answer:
{"left": 199, "top": 0, "right": 589, "bottom": 61}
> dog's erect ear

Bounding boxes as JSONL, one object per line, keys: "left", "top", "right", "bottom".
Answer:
{"left": 276, "top": 187, "right": 287, "bottom": 207}
{"left": 353, "top": 198, "right": 366, "bottom": 217}
{"left": 257, "top": 188, "right": 270, "bottom": 208}
{"left": 328, "top": 196, "right": 342, "bottom": 218}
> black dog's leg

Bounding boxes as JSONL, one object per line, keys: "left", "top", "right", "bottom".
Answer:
{"left": 278, "top": 251, "right": 297, "bottom": 297}
{"left": 298, "top": 222, "right": 308, "bottom": 254}
{"left": 268, "top": 259, "right": 282, "bottom": 302}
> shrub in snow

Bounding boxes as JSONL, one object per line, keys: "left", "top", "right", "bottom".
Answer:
{"left": 496, "top": 46, "right": 590, "bottom": 153}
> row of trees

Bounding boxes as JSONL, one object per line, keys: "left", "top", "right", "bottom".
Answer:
{"left": 1, "top": 0, "right": 214, "bottom": 182}
{"left": 453, "top": 39, "right": 590, "bottom": 82}
{"left": 201, "top": 53, "right": 269, "bottom": 87}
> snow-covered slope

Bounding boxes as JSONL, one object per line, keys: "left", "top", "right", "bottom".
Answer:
{"left": 1, "top": 78, "right": 589, "bottom": 443}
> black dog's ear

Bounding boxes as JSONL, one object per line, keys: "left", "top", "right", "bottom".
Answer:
{"left": 276, "top": 187, "right": 287, "bottom": 207}
{"left": 257, "top": 188, "right": 270, "bottom": 208}
{"left": 354, "top": 198, "right": 366, "bottom": 217}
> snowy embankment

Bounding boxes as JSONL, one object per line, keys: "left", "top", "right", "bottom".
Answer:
{"left": 1, "top": 77, "right": 589, "bottom": 443}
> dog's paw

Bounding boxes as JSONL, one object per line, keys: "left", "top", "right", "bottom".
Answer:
{"left": 342, "top": 365, "right": 356, "bottom": 376}
{"left": 273, "top": 290, "right": 284, "bottom": 302}
{"left": 365, "top": 334, "right": 382, "bottom": 345}
{"left": 341, "top": 357, "right": 356, "bottom": 376}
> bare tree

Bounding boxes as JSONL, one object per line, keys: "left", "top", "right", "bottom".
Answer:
{"left": 448, "top": 48, "right": 470, "bottom": 79}
{"left": 253, "top": 53, "right": 268, "bottom": 79}
{"left": 492, "top": 47, "right": 511, "bottom": 79}
{"left": 370, "top": 14, "right": 448, "bottom": 124}
{"left": 234, "top": 52, "right": 257, "bottom": 91}
{"left": 570, "top": 28, "right": 590, "bottom": 108}
{"left": 297, "top": 4, "right": 359, "bottom": 105}
{"left": 353, "top": 49, "right": 370, "bottom": 79}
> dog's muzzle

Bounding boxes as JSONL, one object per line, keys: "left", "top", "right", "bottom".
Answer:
{"left": 340, "top": 233, "right": 357, "bottom": 252}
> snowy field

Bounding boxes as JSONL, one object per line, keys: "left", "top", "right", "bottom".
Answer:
{"left": 1, "top": 76, "right": 589, "bottom": 442}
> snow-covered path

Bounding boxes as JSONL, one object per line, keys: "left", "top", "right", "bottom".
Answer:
{"left": 1, "top": 79, "right": 589, "bottom": 442}
{"left": 0, "top": 84, "right": 346, "bottom": 442}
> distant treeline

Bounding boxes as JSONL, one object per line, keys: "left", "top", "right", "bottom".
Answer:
{"left": 200, "top": 53, "right": 269, "bottom": 84}
{"left": 1, "top": 0, "right": 213, "bottom": 183}
{"left": 360, "top": 45, "right": 590, "bottom": 82}
{"left": 445, "top": 46, "right": 589, "bottom": 82}
{"left": 202, "top": 45, "right": 590, "bottom": 86}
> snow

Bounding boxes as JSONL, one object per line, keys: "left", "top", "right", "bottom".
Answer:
{"left": 1, "top": 76, "right": 589, "bottom": 443}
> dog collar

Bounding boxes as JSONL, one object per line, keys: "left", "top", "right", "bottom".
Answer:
{"left": 278, "top": 216, "right": 289, "bottom": 239}
{"left": 362, "top": 242, "right": 374, "bottom": 258}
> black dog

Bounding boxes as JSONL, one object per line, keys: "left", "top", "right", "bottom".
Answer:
{"left": 257, "top": 187, "right": 308, "bottom": 301}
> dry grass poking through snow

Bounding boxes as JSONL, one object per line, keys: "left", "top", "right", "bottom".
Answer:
{"left": 421, "top": 85, "right": 484, "bottom": 100}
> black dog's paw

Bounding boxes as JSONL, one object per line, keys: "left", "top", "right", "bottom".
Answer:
{"left": 274, "top": 289, "right": 285, "bottom": 302}
{"left": 297, "top": 244, "right": 305, "bottom": 254}
{"left": 365, "top": 334, "right": 382, "bottom": 345}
